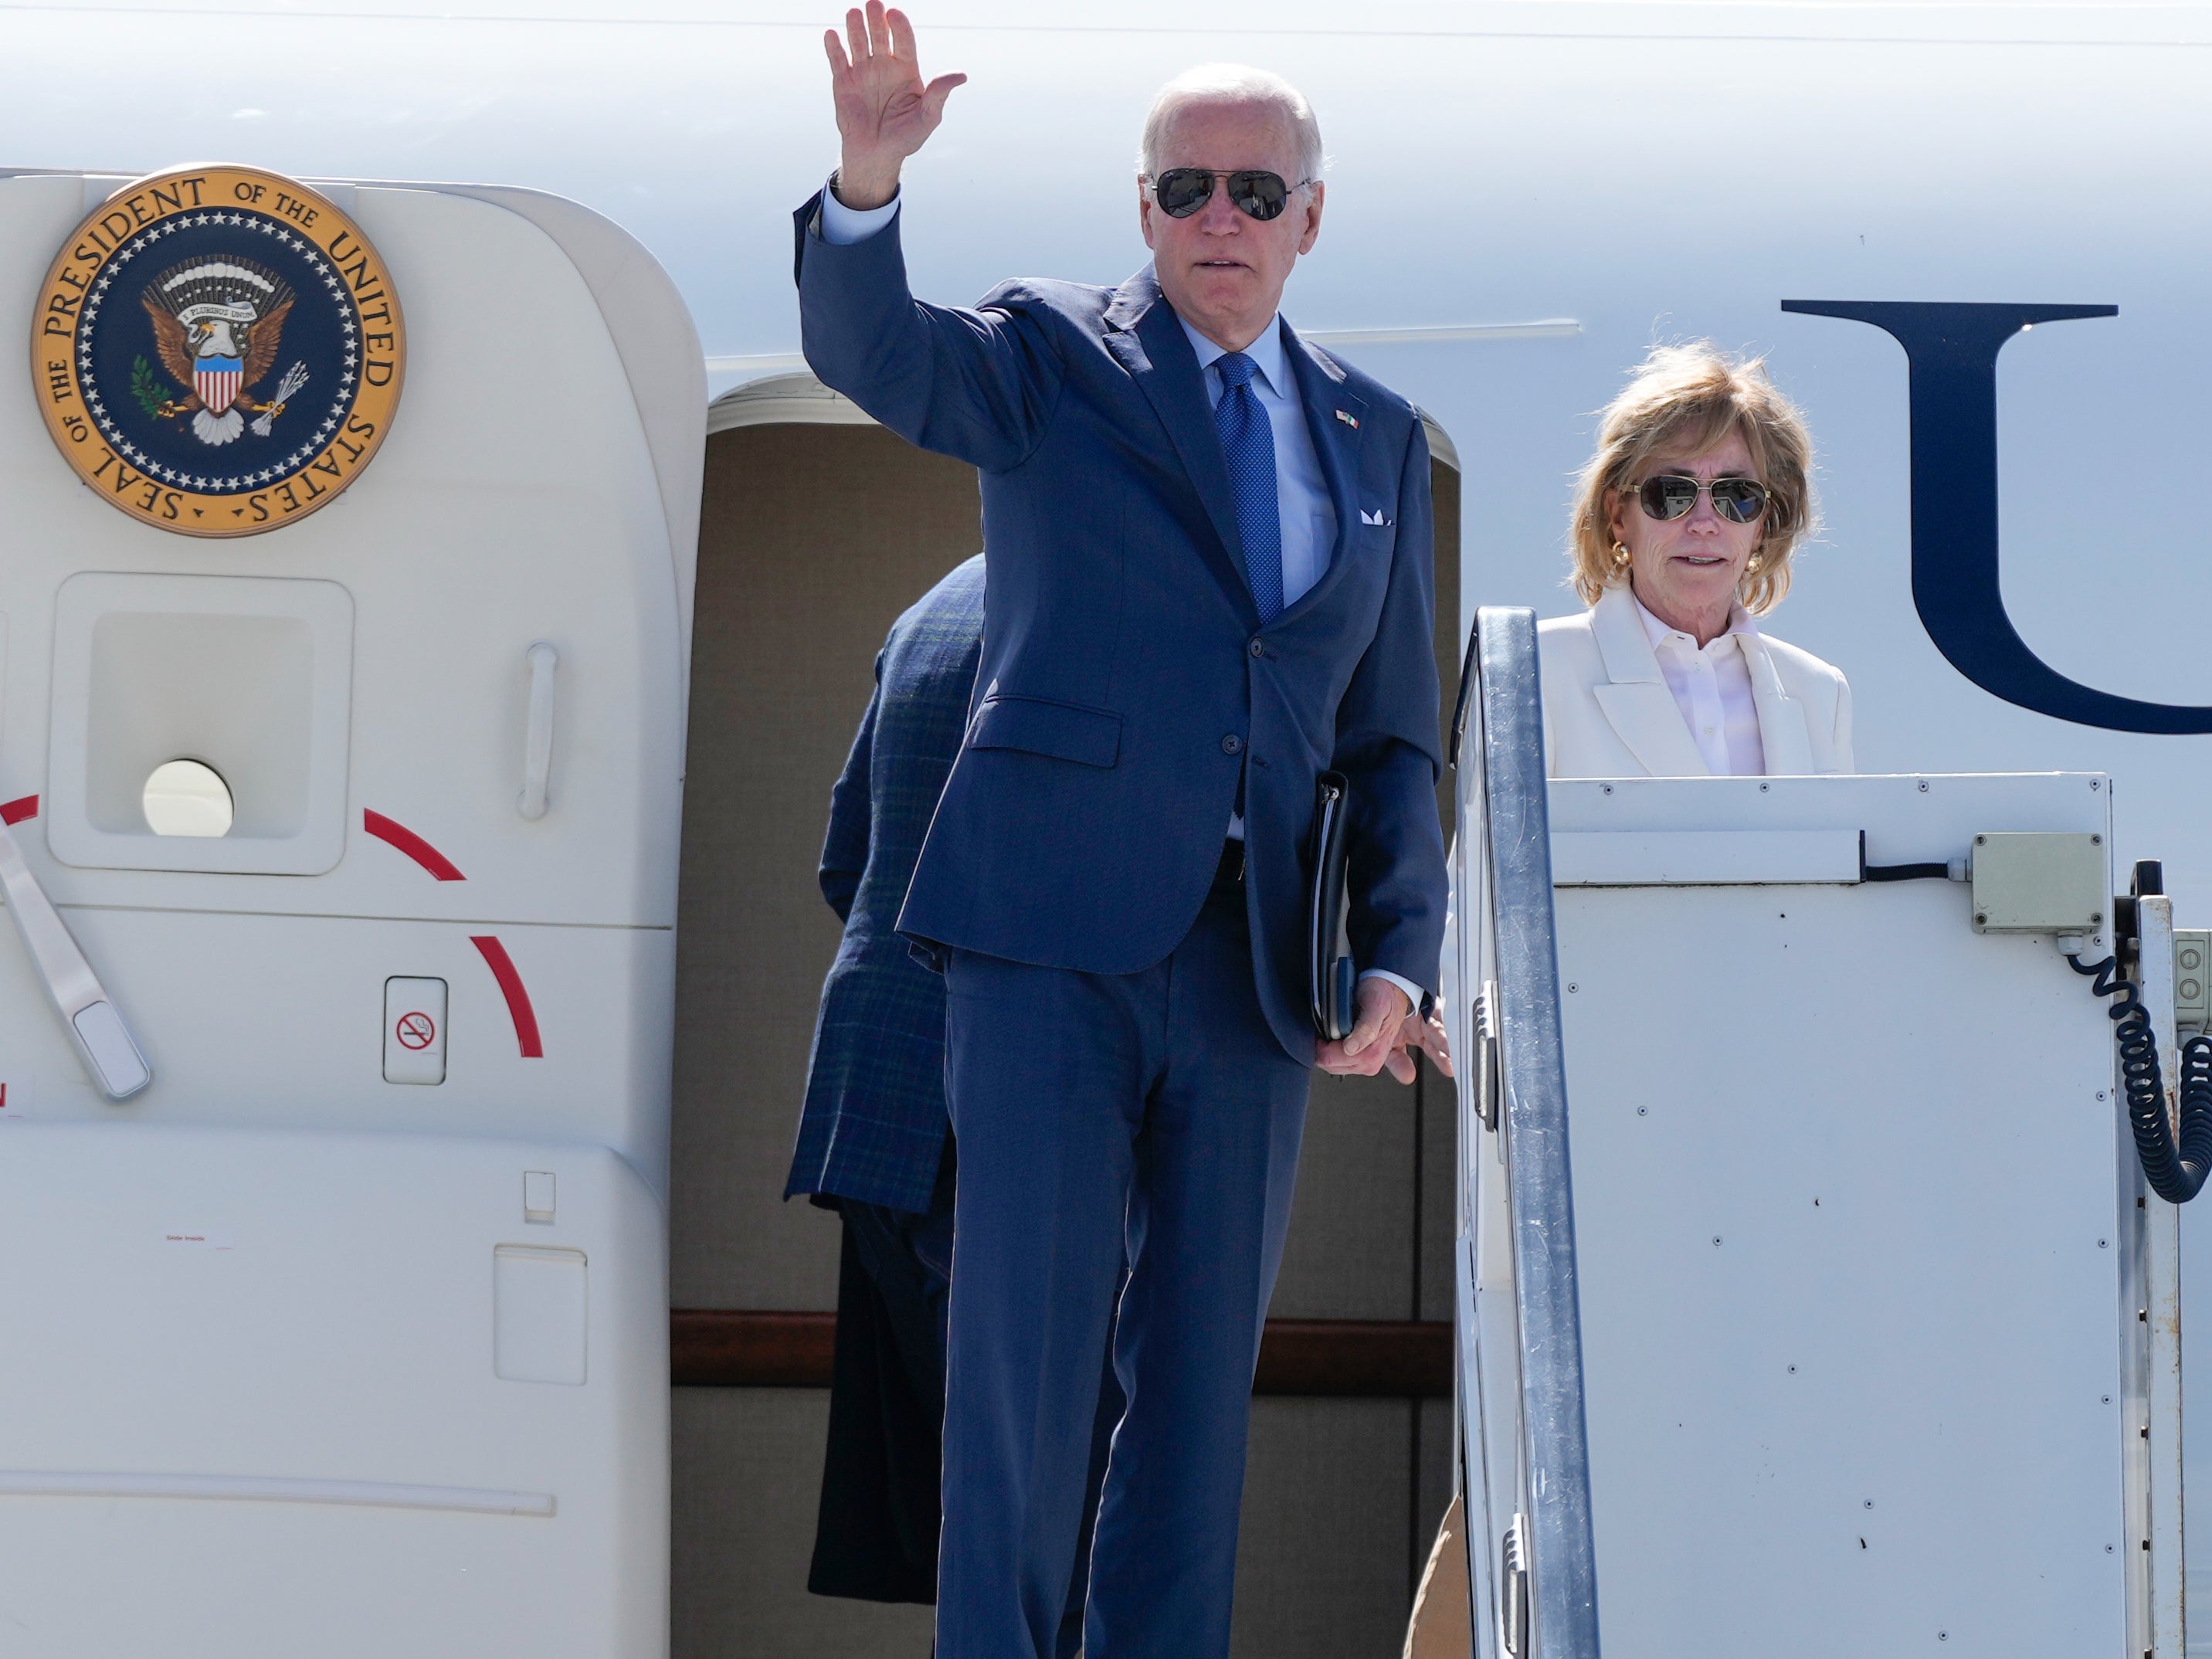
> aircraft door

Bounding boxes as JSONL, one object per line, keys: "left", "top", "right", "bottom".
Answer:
{"left": 0, "top": 166, "right": 701, "bottom": 1657}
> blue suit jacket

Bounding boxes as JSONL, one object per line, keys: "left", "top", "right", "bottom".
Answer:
{"left": 786, "top": 555, "right": 986, "bottom": 1213}
{"left": 794, "top": 196, "right": 1447, "bottom": 1060}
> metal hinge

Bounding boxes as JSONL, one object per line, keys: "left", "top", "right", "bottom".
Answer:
{"left": 1475, "top": 982, "right": 1501, "bottom": 1131}
{"left": 1501, "top": 1511, "right": 1531, "bottom": 1657}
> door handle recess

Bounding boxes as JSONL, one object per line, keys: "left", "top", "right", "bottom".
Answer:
{"left": 518, "top": 642, "right": 558, "bottom": 821}
{"left": 0, "top": 817, "right": 151, "bottom": 1100}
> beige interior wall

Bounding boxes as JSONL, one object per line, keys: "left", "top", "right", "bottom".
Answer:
{"left": 670, "top": 423, "right": 984, "bottom": 1315}
{"left": 670, "top": 416, "right": 1464, "bottom": 1658}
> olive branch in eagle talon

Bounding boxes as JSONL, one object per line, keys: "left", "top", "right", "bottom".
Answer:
{"left": 128, "top": 355, "right": 169, "bottom": 419}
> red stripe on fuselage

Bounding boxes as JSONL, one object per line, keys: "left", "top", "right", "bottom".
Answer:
{"left": 361, "top": 810, "right": 465, "bottom": 880}
{"left": 470, "top": 936, "right": 544, "bottom": 1059}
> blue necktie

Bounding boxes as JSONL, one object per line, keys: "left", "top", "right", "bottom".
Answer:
{"left": 1213, "top": 351, "right": 1284, "bottom": 623}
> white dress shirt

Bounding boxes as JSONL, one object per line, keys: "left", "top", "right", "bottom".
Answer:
{"left": 816, "top": 181, "right": 1419, "bottom": 1016}
{"left": 816, "top": 179, "right": 900, "bottom": 243}
{"left": 1634, "top": 593, "right": 1767, "bottom": 777}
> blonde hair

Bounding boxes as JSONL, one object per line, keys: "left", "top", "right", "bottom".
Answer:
{"left": 1568, "top": 343, "right": 1818, "bottom": 615}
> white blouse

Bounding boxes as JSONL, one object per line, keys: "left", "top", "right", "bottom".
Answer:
{"left": 1632, "top": 593, "right": 1767, "bottom": 778}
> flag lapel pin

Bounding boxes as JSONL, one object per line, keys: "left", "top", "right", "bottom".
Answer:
{"left": 1335, "top": 409, "right": 1359, "bottom": 429}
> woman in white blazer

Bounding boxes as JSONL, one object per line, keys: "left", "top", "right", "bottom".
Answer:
{"left": 1538, "top": 344, "right": 1852, "bottom": 779}
{"left": 1403, "top": 345, "right": 1851, "bottom": 1659}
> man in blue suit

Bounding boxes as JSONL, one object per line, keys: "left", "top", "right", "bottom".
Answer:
{"left": 790, "top": 555, "right": 986, "bottom": 1224}
{"left": 789, "top": 554, "right": 1115, "bottom": 1659}
{"left": 801, "top": 9, "right": 1450, "bottom": 1654}
{"left": 789, "top": 555, "right": 981, "bottom": 1611}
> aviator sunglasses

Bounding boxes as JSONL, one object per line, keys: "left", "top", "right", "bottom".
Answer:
{"left": 1630, "top": 473, "right": 1772, "bottom": 525}
{"left": 1148, "top": 168, "right": 1318, "bottom": 222}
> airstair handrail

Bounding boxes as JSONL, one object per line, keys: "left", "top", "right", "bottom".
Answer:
{"left": 1470, "top": 606, "right": 1601, "bottom": 1657}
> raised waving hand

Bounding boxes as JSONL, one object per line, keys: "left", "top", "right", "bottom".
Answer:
{"left": 825, "top": 2, "right": 966, "bottom": 209}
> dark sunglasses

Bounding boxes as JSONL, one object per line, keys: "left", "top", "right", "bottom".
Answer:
{"left": 1630, "top": 473, "right": 1772, "bottom": 525}
{"left": 1148, "top": 168, "right": 1316, "bottom": 222}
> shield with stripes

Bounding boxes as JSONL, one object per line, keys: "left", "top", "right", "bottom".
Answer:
{"left": 193, "top": 356, "right": 243, "bottom": 416}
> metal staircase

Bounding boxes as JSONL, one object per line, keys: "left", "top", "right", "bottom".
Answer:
{"left": 1449, "top": 606, "right": 1600, "bottom": 1659}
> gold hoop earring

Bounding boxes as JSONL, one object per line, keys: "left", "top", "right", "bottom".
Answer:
{"left": 1610, "top": 541, "right": 1631, "bottom": 570}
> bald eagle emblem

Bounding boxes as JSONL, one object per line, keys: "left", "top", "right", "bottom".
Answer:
{"left": 137, "top": 257, "right": 308, "bottom": 446}
{"left": 33, "top": 164, "right": 408, "bottom": 537}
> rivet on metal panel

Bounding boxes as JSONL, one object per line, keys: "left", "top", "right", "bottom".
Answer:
{"left": 1918, "top": 780, "right": 1929, "bottom": 792}
{"left": 1566, "top": 982, "right": 1578, "bottom": 993}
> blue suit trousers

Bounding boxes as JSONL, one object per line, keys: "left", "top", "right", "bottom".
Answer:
{"left": 938, "top": 874, "right": 1311, "bottom": 1659}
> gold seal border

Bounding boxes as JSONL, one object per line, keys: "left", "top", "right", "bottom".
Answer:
{"left": 31, "top": 165, "right": 406, "bottom": 539}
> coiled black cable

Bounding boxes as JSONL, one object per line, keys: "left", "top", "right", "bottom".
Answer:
{"left": 2069, "top": 953, "right": 2212, "bottom": 1203}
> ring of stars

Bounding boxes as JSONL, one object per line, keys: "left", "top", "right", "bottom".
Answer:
{"left": 76, "top": 209, "right": 362, "bottom": 495}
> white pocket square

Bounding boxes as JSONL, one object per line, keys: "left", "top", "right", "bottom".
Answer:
{"left": 1360, "top": 508, "right": 1387, "bottom": 526}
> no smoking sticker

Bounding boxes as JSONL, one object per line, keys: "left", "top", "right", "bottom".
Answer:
{"left": 383, "top": 976, "right": 446, "bottom": 1084}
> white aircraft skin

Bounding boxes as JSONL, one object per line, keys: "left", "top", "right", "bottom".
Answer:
{"left": 8, "top": 0, "right": 2212, "bottom": 1613}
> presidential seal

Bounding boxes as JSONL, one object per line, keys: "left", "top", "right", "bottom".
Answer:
{"left": 32, "top": 165, "right": 405, "bottom": 537}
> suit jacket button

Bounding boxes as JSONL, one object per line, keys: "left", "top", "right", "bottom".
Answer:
{"left": 1222, "top": 735, "right": 1243, "bottom": 755}
{"left": 1249, "top": 637, "right": 1266, "bottom": 658}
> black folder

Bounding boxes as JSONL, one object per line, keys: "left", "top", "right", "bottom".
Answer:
{"left": 1308, "top": 770, "right": 1356, "bottom": 1041}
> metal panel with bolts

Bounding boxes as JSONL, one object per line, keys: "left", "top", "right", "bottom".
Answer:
{"left": 1969, "top": 832, "right": 2107, "bottom": 935}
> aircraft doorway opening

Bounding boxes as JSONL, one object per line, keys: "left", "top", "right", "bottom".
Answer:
{"left": 669, "top": 372, "right": 1462, "bottom": 1659}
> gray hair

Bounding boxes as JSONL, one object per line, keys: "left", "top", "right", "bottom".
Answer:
{"left": 1138, "top": 63, "right": 1324, "bottom": 185}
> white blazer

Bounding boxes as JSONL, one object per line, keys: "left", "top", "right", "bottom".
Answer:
{"left": 1535, "top": 582, "right": 1854, "bottom": 779}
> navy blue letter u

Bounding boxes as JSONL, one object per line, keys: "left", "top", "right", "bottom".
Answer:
{"left": 1783, "top": 300, "right": 2212, "bottom": 735}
